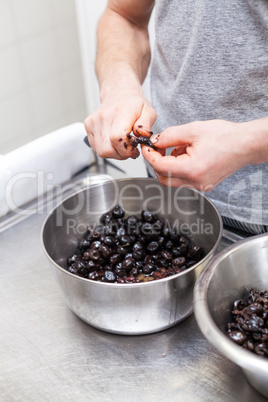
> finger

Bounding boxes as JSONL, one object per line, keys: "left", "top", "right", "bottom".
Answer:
{"left": 150, "top": 124, "right": 193, "bottom": 149}
{"left": 141, "top": 144, "right": 165, "bottom": 158}
{"left": 133, "top": 101, "right": 157, "bottom": 137}
{"left": 87, "top": 132, "right": 96, "bottom": 152}
{"left": 84, "top": 116, "right": 97, "bottom": 153}
{"left": 143, "top": 147, "right": 191, "bottom": 178}
{"left": 84, "top": 110, "right": 125, "bottom": 159}
{"left": 90, "top": 127, "right": 125, "bottom": 160}
{"left": 155, "top": 172, "right": 194, "bottom": 188}
{"left": 155, "top": 171, "right": 210, "bottom": 191}
{"left": 95, "top": 140, "right": 126, "bottom": 160}
{"left": 110, "top": 115, "right": 140, "bottom": 159}
{"left": 171, "top": 145, "right": 187, "bottom": 157}
{"left": 94, "top": 127, "right": 127, "bottom": 160}
{"left": 135, "top": 126, "right": 154, "bottom": 137}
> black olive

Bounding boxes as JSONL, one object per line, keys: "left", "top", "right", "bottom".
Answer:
{"left": 228, "top": 331, "right": 248, "bottom": 345}
{"left": 165, "top": 240, "right": 174, "bottom": 249}
{"left": 115, "top": 245, "right": 129, "bottom": 256}
{"left": 114, "top": 266, "right": 127, "bottom": 277}
{"left": 79, "top": 239, "right": 90, "bottom": 249}
{"left": 100, "top": 211, "right": 113, "bottom": 224}
{"left": 172, "top": 257, "right": 186, "bottom": 267}
{"left": 133, "top": 241, "right": 143, "bottom": 251}
{"left": 92, "top": 230, "right": 101, "bottom": 240}
{"left": 141, "top": 222, "right": 153, "bottom": 235}
{"left": 119, "top": 235, "right": 132, "bottom": 245}
{"left": 99, "top": 244, "right": 111, "bottom": 259}
{"left": 135, "top": 261, "right": 144, "bottom": 270}
{"left": 141, "top": 210, "right": 155, "bottom": 222}
{"left": 82, "top": 251, "right": 91, "bottom": 260}
{"left": 90, "top": 240, "right": 101, "bottom": 249}
{"left": 129, "top": 267, "right": 138, "bottom": 276}
{"left": 67, "top": 254, "right": 79, "bottom": 264}
{"left": 116, "top": 227, "right": 126, "bottom": 237}
{"left": 132, "top": 249, "right": 146, "bottom": 261}
{"left": 112, "top": 205, "right": 125, "bottom": 219}
{"left": 68, "top": 264, "right": 79, "bottom": 274}
{"left": 109, "top": 254, "right": 121, "bottom": 265}
{"left": 125, "top": 215, "right": 138, "bottom": 227}
{"left": 122, "top": 257, "right": 136, "bottom": 272}
{"left": 188, "top": 245, "right": 203, "bottom": 259}
{"left": 104, "top": 270, "right": 116, "bottom": 283}
{"left": 103, "top": 235, "right": 116, "bottom": 247}
{"left": 172, "top": 244, "right": 188, "bottom": 256}
{"left": 147, "top": 241, "right": 159, "bottom": 253}
{"left": 143, "top": 263, "right": 154, "bottom": 274}
{"left": 161, "top": 250, "right": 173, "bottom": 260}
{"left": 88, "top": 249, "right": 101, "bottom": 261}
{"left": 77, "top": 265, "right": 89, "bottom": 278}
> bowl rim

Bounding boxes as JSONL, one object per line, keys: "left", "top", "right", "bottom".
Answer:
{"left": 194, "top": 232, "right": 268, "bottom": 373}
{"left": 41, "top": 177, "right": 223, "bottom": 288}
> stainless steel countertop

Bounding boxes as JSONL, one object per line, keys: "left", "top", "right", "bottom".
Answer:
{"left": 1, "top": 168, "right": 267, "bottom": 402}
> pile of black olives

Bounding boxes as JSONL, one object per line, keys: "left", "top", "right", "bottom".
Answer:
{"left": 66, "top": 205, "right": 204, "bottom": 284}
{"left": 226, "top": 288, "right": 268, "bottom": 358}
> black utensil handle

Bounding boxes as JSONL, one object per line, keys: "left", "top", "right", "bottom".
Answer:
{"left": 84, "top": 136, "right": 90, "bottom": 147}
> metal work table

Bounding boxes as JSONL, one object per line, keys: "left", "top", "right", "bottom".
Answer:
{"left": 1, "top": 167, "right": 267, "bottom": 402}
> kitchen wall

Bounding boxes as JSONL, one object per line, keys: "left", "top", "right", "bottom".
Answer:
{"left": 0, "top": 0, "right": 87, "bottom": 154}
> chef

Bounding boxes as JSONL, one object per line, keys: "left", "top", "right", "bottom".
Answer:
{"left": 84, "top": 0, "right": 268, "bottom": 235}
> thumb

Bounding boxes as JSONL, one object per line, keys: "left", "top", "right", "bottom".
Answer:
{"left": 133, "top": 101, "right": 157, "bottom": 137}
{"left": 150, "top": 124, "right": 193, "bottom": 148}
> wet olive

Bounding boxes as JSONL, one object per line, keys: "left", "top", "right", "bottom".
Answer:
{"left": 109, "top": 254, "right": 121, "bottom": 265}
{"left": 172, "top": 257, "right": 186, "bottom": 267}
{"left": 104, "top": 270, "right": 116, "bottom": 283}
{"left": 122, "top": 257, "right": 136, "bottom": 272}
{"left": 147, "top": 241, "right": 159, "bottom": 253}
{"left": 67, "top": 254, "right": 79, "bottom": 264}
{"left": 100, "top": 211, "right": 113, "bottom": 224}
{"left": 88, "top": 249, "right": 101, "bottom": 261}
{"left": 112, "top": 205, "right": 125, "bottom": 219}
{"left": 99, "top": 244, "right": 111, "bottom": 259}
{"left": 143, "top": 263, "right": 154, "bottom": 274}
{"left": 141, "top": 210, "right": 155, "bottom": 222}
{"left": 79, "top": 239, "right": 90, "bottom": 249}
{"left": 132, "top": 249, "right": 146, "bottom": 261}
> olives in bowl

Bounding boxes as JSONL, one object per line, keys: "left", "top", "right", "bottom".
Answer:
{"left": 42, "top": 178, "right": 222, "bottom": 335}
{"left": 66, "top": 204, "right": 205, "bottom": 284}
{"left": 194, "top": 233, "right": 268, "bottom": 397}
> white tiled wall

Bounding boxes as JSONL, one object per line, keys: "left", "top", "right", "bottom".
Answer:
{"left": 0, "top": 0, "right": 87, "bottom": 154}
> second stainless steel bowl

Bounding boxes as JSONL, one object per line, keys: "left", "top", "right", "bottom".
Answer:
{"left": 194, "top": 233, "right": 268, "bottom": 397}
{"left": 42, "top": 178, "right": 222, "bottom": 335}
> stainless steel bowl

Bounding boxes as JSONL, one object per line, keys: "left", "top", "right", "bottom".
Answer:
{"left": 194, "top": 233, "right": 268, "bottom": 398}
{"left": 42, "top": 178, "right": 222, "bottom": 335}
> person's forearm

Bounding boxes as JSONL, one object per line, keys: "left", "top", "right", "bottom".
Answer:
{"left": 242, "top": 116, "right": 268, "bottom": 165}
{"left": 95, "top": 2, "right": 153, "bottom": 100}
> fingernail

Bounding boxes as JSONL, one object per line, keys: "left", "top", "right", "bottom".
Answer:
{"left": 150, "top": 134, "right": 160, "bottom": 144}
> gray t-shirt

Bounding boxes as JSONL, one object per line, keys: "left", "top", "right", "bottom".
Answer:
{"left": 149, "top": 0, "right": 268, "bottom": 225}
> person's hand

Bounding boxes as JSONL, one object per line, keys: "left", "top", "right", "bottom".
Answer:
{"left": 84, "top": 86, "right": 156, "bottom": 160}
{"left": 142, "top": 119, "right": 254, "bottom": 191}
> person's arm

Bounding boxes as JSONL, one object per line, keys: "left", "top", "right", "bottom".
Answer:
{"left": 84, "top": 0, "right": 156, "bottom": 160}
{"left": 142, "top": 117, "right": 268, "bottom": 191}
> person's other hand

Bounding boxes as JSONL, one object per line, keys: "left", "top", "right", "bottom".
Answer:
{"left": 142, "top": 119, "right": 252, "bottom": 191}
{"left": 84, "top": 87, "right": 156, "bottom": 160}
